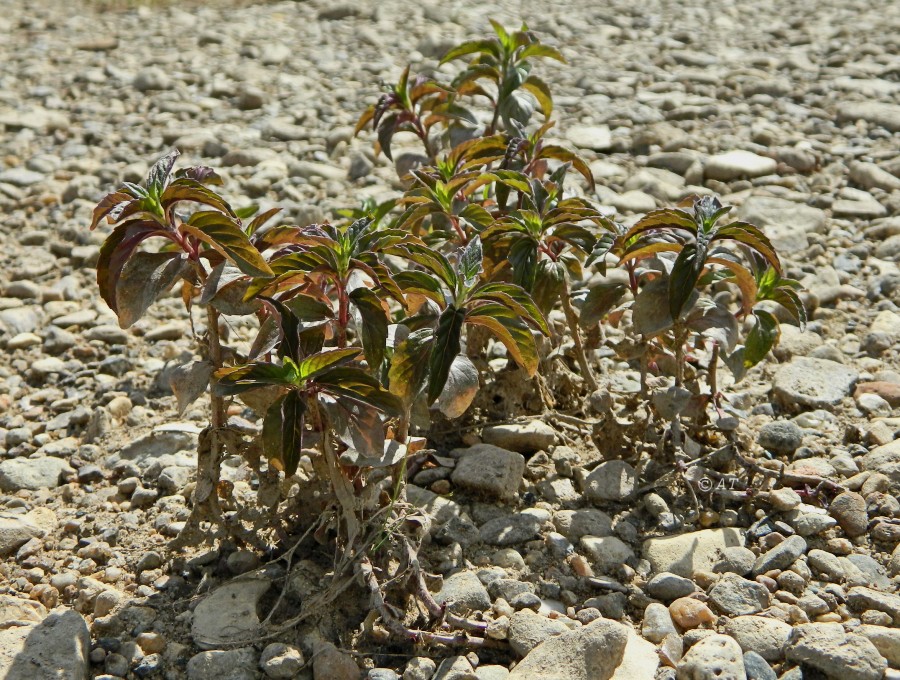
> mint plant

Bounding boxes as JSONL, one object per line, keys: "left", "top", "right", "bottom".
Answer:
{"left": 87, "top": 19, "right": 807, "bottom": 649}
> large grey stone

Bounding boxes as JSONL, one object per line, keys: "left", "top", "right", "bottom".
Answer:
{"left": 508, "top": 618, "right": 629, "bottom": 680}
{"left": 752, "top": 535, "right": 807, "bottom": 575}
{"left": 481, "top": 421, "right": 556, "bottom": 453}
{"left": 584, "top": 460, "right": 637, "bottom": 503}
{"left": 708, "top": 574, "right": 769, "bottom": 616}
{"left": 191, "top": 577, "right": 271, "bottom": 649}
{"left": 0, "top": 457, "right": 73, "bottom": 492}
{"left": 772, "top": 358, "right": 858, "bottom": 411}
{"left": 186, "top": 648, "right": 258, "bottom": 680}
{"left": 861, "top": 440, "right": 900, "bottom": 486}
{"left": 706, "top": 151, "right": 776, "bottom": 181}
{"left": 786, "top": 623, "right": 887, "bottom": 680}
{"left": 837, "top": 102, "right": 900, "bottom": 132}
{"left": 451, "top": 444, "right": 525, "bottom": 501}
{"left": 676, "top": 633, "right": 746, "bottom": 680}
{"left": 724, "top": 616, "right": 791, "bottom": 661}
{"left": 435, "top": 571, "right": 491, "bottom": 615}
{"left": 508, "top": 610, "right": 569, "bottom": 657}
{"left": 643, "top": 529, "right": 745, "bottom": 578}
{"left": 0, "top": 609, "right": 90, "bottom": 680}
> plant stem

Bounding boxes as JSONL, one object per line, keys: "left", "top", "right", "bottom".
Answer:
{"left": 560, "top": 277, "right": 598, "bottom": 392}
{"left": 337, "top": 282, "right": 349, "bottom": 348}
{"left": 708, "top": 342, "right": 719, "bottom": 405}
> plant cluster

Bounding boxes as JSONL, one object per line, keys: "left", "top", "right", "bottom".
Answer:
{"left": 90, "top": 20, "right": 804, "bottom": 644}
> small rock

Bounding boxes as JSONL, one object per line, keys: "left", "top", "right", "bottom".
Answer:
{"left": 757, "top": 421, "right": 803, "bottom": 454}
{"left": 187, "top": 648, "right": 258, "bottom": 680}
{"left": 752, "top": 535, "right": 806, "bottom": 575}
{"left": 508, "top": 610, "right": 569, "bottom": 657}
{"left": 676, "top": 633, "right": 746, "bottom": 680}
{"left": 643, "top": 529, "right": 745, "bottom": 578}
{"left": 259, "top": 643, "right": 304, "bottom": 679}
{"left": 191, "top": 577, "right": 271, "bottom": 649}
{"left": 435, "top": 571, "right": 491, "bottom": 615}
{"left": 584, "top": 460, "right": 637, "bottom": 503}
{"left": 312, "top": 641, "right": 359, "bottom": 680}
{"left": 708, "top": 574, "right": 769, "bottom": 616}
{"left": 0, "top": 457, "right": 74, "bottom": 492}
{"left": 830, "top": 491, "right": 868, "bottom": 538}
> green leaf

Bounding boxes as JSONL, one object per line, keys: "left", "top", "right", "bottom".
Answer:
{"left": 669, "top": 244, "right": 703, "bottom": 319}
{"left": 532, "top": 259, "right": 566, "bottom": 314}
{"left": 147, "top": 149, "right": 180, "bottom": 195}
{"left": 469, "top": 282, "right": 550, "bottom": 336}
{"left": 160, "top": 178, "right": 235, "bottom": 217}
{"left": 388, "top": 328, "right": 433, "bottom": 406}
{"left": 466, "top": 303, "right": 539, "bottom": 376}
{"left": 96, "top": 220, "right": 170, "bottom": 314}
{"left": 744, "top": 310, "right": 780, "bottom": 368}
{"left": 427, "top": 306, "right": 466, "bottom": 404}
{"left": 518, "top": 43, "right": 566, "bottom": 63}
{"left": 262, "top": 391, "right": 306, "bottom": 476}
{"left": 297, "top": 348, "right": 360, "bottom": 382}
{"left": 394, "top": 270, "right": 446, "bottom": 307}
{"left": 314, "top": 367, "right": 403, "bottom": 415}
{"left": 91, "top": 191, "right": 134, "bottom": 230}
{"left": 182, "top": 211, "right": 273, "bottom": 278}
{"left": 633, "top": 277, "right": 674, "bottom": 337}
{"left": 115, "top": 251, "right": 190, "bottom": 327}
{"left": 349, "top": 287, "right": 389, "bottom": 371}
{"left": 579, "top": 282, "right": 627, "bottom": 328}
{"left": 458, "top": 235, "right": 484, "bottom": 287}
{"left": 440, "top": 39, "right": 499, "bottom": 64}
{"left": 521, "top": 75, "right": 553, "bottom": 118}
{"left": 213, "top": 362, "right": 298, "bottom": 396}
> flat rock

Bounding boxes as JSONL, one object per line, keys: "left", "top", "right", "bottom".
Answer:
{"left": 451, "top": 444, "right": 525, "bottom": 501}
{"left": 191, "top": 577, "right": 271, "bottom": 649}
{"left": 481, "top": 422, "right": 556, "bottom": 453}
{"left": 736, "top": 195, "right": 826, "bottom": 251}
{"left": 0, "top": 457, "right": 73, "bottom": 492}
{"left": 0, "top": 609, "right": 90, "bottom": 680}
{"left": 643, "top": 528, "right": 745, "bottom": 578}
{"left": 705, "top": 151, "right": 776, "bottom": 181}
{"left": 772, "top": 358, "right": 859, "bottom": 411}
{"left": 508, "top": 618, "right": 629, "bottom": 680}
{"left": 837, "top": 102, "right": 900, "bottom": 132}
{"left": 580, "top": 535, "right": 635, "bottom": 568}
{"left": 786, "top": 623, "right": 887, "bottom": 680}
{"left": 857, "top": 625, "right": 900, "bottom": 668}
{"left": 566, "top": 125, "right": 612, "bottom": 151}
{"left": 553, "top": 509, "right": 613, "bottom": 540}
{"left": 479, "top": 512, "right": 543, "bottom": 546}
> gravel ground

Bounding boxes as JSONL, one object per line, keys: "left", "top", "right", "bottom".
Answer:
{"left": 0, "top": 0, "right": 899, "bottom": 678}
